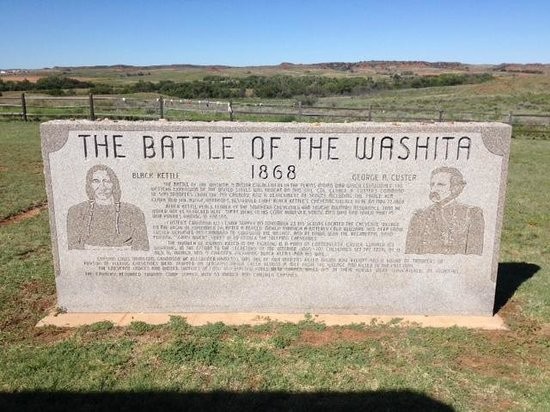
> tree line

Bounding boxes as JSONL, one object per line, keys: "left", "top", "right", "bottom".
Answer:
{"left": 0, "top": 76, "right": 92, "bottom": 95}
{"left": 1, "top": 73, "right": 493, "bottom": 99}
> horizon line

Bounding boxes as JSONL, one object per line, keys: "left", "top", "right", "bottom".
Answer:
{"left": 2, "top": 60, "right": 549, "bottom": 72}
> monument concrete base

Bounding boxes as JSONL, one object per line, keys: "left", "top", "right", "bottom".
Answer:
{"left": 37, "top": 312, "right": 508, "bottom": 330}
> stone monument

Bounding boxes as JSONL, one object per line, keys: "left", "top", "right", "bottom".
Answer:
{"left": 41, "top": 120, "right": 511, "bottom": 315}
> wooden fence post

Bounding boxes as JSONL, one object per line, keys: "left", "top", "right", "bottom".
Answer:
{"left": 438, "top": 110, "right": 444, "bottom": 122}
{"left": 21, "top": 93, "right": 27, "bottom": 121}
{"left": 89, "top": 93, "right": 95, "bottom": 120}
{"left": 508, "top": 112, "right": 513, "bottom": 124}
{"left": 159, "top": 96, "right": 164, "bottom": 119}
{"left": 228, "top": 101, "right": 234, "bottom": 121}
{"left": 368, "top": 105, "right": 372, "bottom": 121}
{"left": 298, "top": 101, "right": 302, "bottom": 116}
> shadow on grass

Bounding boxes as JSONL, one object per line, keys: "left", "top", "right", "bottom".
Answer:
{"left": 0, "top": 390, "right": 454, "bottom": 411}
{"left": 494, "top": 262, "right": 540, "bottom": 314}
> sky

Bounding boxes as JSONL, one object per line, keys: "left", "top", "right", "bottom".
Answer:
{"left": 1, "top": 0, "right": 549, "bottom": 69}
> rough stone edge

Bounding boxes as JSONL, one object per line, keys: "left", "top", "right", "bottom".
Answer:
{"left": 40, "top": 122, "right": 69, "bottom": 280}
{"left": 489, "top": 126, "right": 512, "bottom": 282}
{"left": 36, "top": 312, "right": 508, "bottom": 330}
{"left": 41, "top": 119, "right": 512, "bottom": 134}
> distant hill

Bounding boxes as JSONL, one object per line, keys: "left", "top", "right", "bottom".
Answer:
{"left": 19, "top": 61, "right": 550, "bottom": 74}
{"left": 2, "top": 61, "right": 549, "bottom": 84}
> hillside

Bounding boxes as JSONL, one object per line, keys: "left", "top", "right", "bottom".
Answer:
{"left": 2, "top": 61, "right": 550, "bottom": 85}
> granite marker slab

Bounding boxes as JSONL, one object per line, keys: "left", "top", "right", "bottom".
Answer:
{"left": 41, "top": 120, "right": 511, "bottom": 315}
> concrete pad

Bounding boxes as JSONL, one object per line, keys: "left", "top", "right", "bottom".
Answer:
{"left": 37, "top": 312, "right": 508, "bottom": 330}
{"left": 36, "top": 312, "right": 127, "bottom": 328}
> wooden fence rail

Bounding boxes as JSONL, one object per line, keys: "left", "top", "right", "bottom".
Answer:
{"left": 1, "top": 95, "right": 549, "bottom": 128}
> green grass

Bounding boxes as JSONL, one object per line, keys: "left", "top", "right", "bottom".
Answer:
{"left": 318, "top": 75, "right": 550, "bottom": 118}
{"left": 40, "top": 65, "right": 395, "bottom": 86}
{"left": 0, "top": 121, "right": 549, "bottom": 410}
{"left": 499, "top": 140, "right": 550, "bottom": 321}
{"left": 0, "top": 122, "right": 46, "bottom": 219}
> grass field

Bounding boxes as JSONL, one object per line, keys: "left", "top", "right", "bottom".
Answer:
{"left": 15, "top": 63, "right": 476, "bottom": 86}
{"left": 0, "top": 123, "right": 46, "bottom": 220}
{"left": 317, "top": 75, "right": 550, "bottom": 119}
{"left": 0, "top": 121, "right": 549, "bottom": 411}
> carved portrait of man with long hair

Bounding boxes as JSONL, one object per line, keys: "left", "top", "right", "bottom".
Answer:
{"left": 67, "top": 164, "right": 149, "bottom": 250}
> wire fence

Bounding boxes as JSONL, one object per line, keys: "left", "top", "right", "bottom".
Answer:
{"left": 1, "top": 94, "right": 549, "bottom": 136}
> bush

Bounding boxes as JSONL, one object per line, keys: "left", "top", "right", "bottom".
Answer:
{"left": 91, "top": 84, "right": 115, "bottom": 94}
{"left": 295, "top": 95, "right": 318, "bottom": 106}
{"left": 35, "top": 75, "right": 92, "bottom": 90}
{"left": 0, "top": 75, "right": 92, "bottom": 92}
{"left": 45, "top": 88, "right": 66, "bottom": 96}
